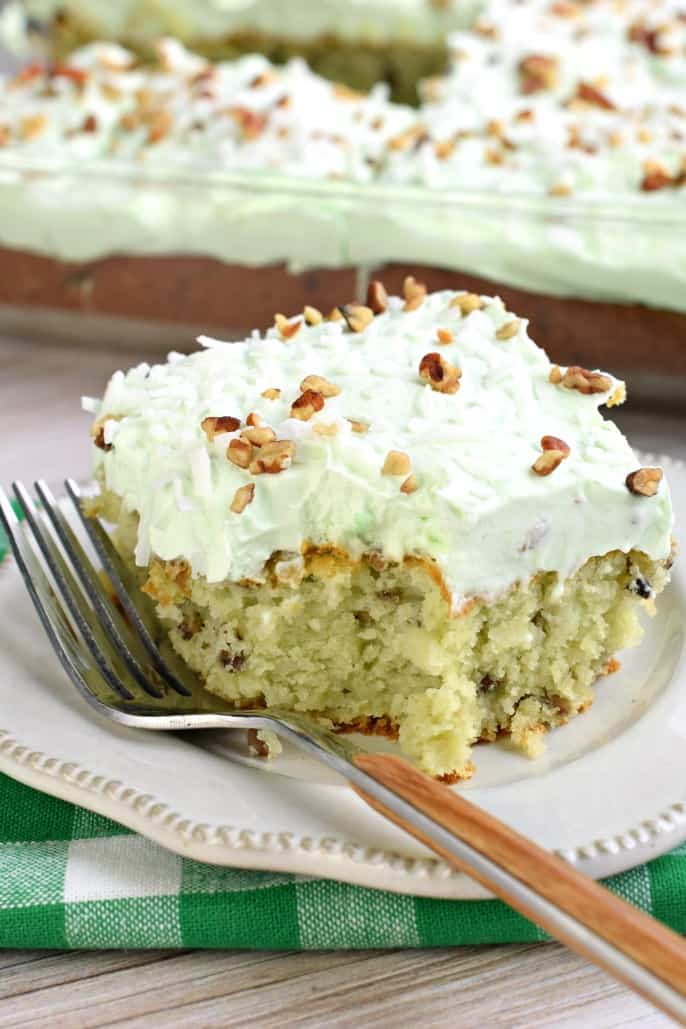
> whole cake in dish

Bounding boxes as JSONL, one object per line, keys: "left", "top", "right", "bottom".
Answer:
{"left": 0, "top": 11, "right": 685, "bottom": 374}
{"left": 86, "top": 280, "right": 674, "bottom": 780}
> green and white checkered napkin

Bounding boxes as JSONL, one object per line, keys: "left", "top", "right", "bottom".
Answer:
{"left": 1, "top": 525, "right": 685, "bottom": 950}
{"left": 1, "top": 774, "right": 685, "bottom": 949}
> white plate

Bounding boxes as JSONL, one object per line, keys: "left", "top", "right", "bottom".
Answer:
{"left": 0, "top": 455, "right": 684, "bottom": 899}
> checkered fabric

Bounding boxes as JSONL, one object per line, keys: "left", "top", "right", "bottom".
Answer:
{"left": 1, "top": 523, "right": 685, "bottom": 949}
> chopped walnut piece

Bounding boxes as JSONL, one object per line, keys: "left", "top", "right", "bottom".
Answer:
{"left": 366, "top": 279, "right": 389, "bottom": 315}
{"left": 437, "top": 328, "right": 454, "bottom": 344}
{"left": 625, "top": 467, "right": 663, "bottom": 497}
{"left": 20, "top": 114, "right": 47, "bottom": 140}
{"left": 549, "top": 365, "right": 563, "bottom": 384}
{"left": 81, "top": 114, "right": 98, "bottom": 133}
{"left": 418, "top": 352, "right": 462, "bottom": 394}
{"left": 403, "top": 276, "right": 427, "bottom": 312}
{"left": 388, "top": 124, "right": 427, "bottom": 151}
{"left": 400, "top": 474, "right": 418, "bottom": 495}
{"left": 572, "top": 82, "right": 616, "bottom": 110}
{"left": 641, "top": 160, "right": 676, "bottom": 192}
{"left": 435, "top": 138, "right": 455, "bottom": 160}
{"left": 541, "top": 435, "right": 571, "bottom": 455}
{"left": 518, "top": 54, "right": 559, "bottom": 94}
{"left": 247, "top": 728, "right": 270, "bottom": 757}
{"left": 246, "top": 412, "right": 262, "bottom": 427}
{"left": 291, "top": 390, "right": 325, "bottom": 421}
{"left": 551, "top": 0, "right": 580, "bottom": 16}
{"left": 303, "top": 305, "right": 323, "bottom": 326}
{"left": 495, "top": 319, "right": 520, "bottom": 341}
{"left": 201, "top": 415, "right": 241, "bottom": 440}
{"left": 250, "top": 69, "right": 277, "bottom": 88}
{"left": 241, "top": 425, "right": 276, "bottom": 447}
{"left": 549, "top": 182, "right": 572, "bottom": 197}
{"left": 91, "top": 414, "right": 121, "bottom": 451}
{"left": 327, "top": 307, "right": 343, "bottom": 322}
{"left": 555, "top": 365, "right": 612, "bottom": 395}
{"left": 274, "top": 313, "right": 302, "bottom": 340}
{"left": 382, "top": 451, "right": 411, "bottom": 476}
{"left": 348, "top": 419, "right": 369, "bottom": 434}
{"left": 337, "top": 304, "right": 374, "bottom": 333}
{"left": 147, "top": 109, "right": 172, "bottom": 144}
{"left": 249, "top": 439, "right": 295, "bottom": 474}
{"left": 227, "top": 438, "right": 252, "bottom": 468}
{"left": 313, "top": 422, "right": 339, "bottom": 436}
{"left": 261, "top": 388, "right": 281, "bottom": 400}
{"left": 228, "top": 106, "right": 266, "bottom": 139}
{"left": 231, "top": 483, "right": 255, "bottom": 513}
{"left": 300, "top": 374, "right": 340, "bottom": 398}
{"left": 531, "top": 438, "right": 569, "bottom": 475}
{"left": 450, "top": 293, "right": 482, "bottom": 315}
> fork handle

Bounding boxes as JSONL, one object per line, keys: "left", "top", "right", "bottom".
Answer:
{"left": 351, "top": 753, "right": 686, "bottom": 1024}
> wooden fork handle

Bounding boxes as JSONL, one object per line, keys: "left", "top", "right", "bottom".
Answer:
{"left": 352, "top": 753, "right": 686, "bottom": 1022}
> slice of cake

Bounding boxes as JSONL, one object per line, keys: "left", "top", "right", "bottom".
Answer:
{"left": 86, "top": 279, "right": 674, "bottom": 780}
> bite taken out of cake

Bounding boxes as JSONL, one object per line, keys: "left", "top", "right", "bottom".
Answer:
{"left": 85, "top": 278, "right": 674, "bottom": 781}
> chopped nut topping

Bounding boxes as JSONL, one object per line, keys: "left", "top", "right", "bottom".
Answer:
{"left": 231, "top": 483, "right": 255, "bottom": 513}
{"left": 147, "top": 109, "right": 172, "bottom": 144}
{"left": 450, "top": 292, "right": 482, "bottom": 315}
{"left": 403, "top": 276, "right": 427, "bottom": 312}
{"left": 348, "top": 419, "right": 369, "bottom": 434}
{"left": 228, "top": 106, "right": 266, "bottom": 139}
{"left": 382, "top": 451, "right": 412, "bottom": 476}
{"left": 91, "top": 414, "right": 121, "bottom": 451}
{"left": 20, "top": 114, "right": 47, "bottom": 140}
{"left": 388, "top": 124, "right": 427, "bottom": 151}
{"left": 366, "top": 279, "right": 389, "bottom": 315}
{"left": 400, "top": 474, "right": 418, "bottom": 495}
{"left": 338, "top": 304, "right": 374, "bottom": 333}
{"left": 81, "top": 114, "right": 98, "bottom": 133}
{"left": 300, "top": 374, "right": 340, "bottom": 398}
{"left": 549, "top": 182, "right": 572, "bottom": 197}
{"left": 290, "top": 390, "right": 325, "bottom": 421}
{"left": 418, "top": 352, "right": 462, "bottom": 394}
{"left": 572, "top": 82, "right": 616, "bottom": 110}
{"left": 541, "top": 435, "right": 571, "bottom": 455}
{"left": 261, "top": 388, "right": 281, "bottom": 400}
{"left": 437, "top": 328, "right": 454, "bottom": 344}
{"left": 518, "top": 54, "right": 559, "bottom": 94}
{"left": 553, "top": 365, "right": 612, "bottom": 395}
{"left": 435, "top": 138, "right": 455, "bottom": 160}
{"left": 641, "top": 160, "right": 678, "bottom": 192}
{"left": 250, "top": 70, "right": 277, "bottom": 88}
{"left": 531, "top": 438, "right": 569, "bottom": 475}
{"left": 549, "top": 365, "right": 563, "bottom": 384}
{"left": 327, "top": 307, "right": 343, "bottom": 322}
{"left": 227, "top": 438, "right": 252, "bottom": 468}
{"left": 274, "top": 313, "right": 302, "bottom": 340}
{"left": 249, "top": 439, "right": 295, "bottom": 474}
{"left": 625, "top": 467, "right": 663, "bottom": 497}
{"left": 247, "top": 728, "right": 270, "bottom": 757}
{"left": 246, "top": 412, "right": 262, "bottom": 427}
{"left": 303, "top": 305, "right": 323, "bottom": 326}
{"left": 313, "top": 422, "right": 339, "bottom": 436}
{"left": 495, "top": 319, "right": 520, "bottom": 341}
{"left": 201, "top": 415, "right": 241, "bottom": 440}
{"left": 241, "top": 425, "right": 276, "bottom": 447}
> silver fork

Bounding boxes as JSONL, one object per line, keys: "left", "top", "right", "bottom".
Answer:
{"left": 2, "top": 480, "right": 686, "bottom": 1024}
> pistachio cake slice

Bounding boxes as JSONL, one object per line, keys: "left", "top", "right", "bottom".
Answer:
{"left": 87, "top": 279, "right": 674, "bottom": 780}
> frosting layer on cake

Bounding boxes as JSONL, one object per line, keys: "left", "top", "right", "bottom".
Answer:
{"left": 89, "top": 286, "right": 673, "bottom": 606}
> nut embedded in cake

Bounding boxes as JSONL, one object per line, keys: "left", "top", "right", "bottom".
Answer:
{"left": 85, "top": 280, "right": 674, "bottom": 780}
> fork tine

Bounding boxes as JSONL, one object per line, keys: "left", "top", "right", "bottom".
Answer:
{"left": 35, "top": 479, "right": 167, "bottom": 699}
{"left": 0, "top": 485, "right": 135, "bottom": 703}
{"left": 65, "top": 478, "right": 193, "bottom": 696}
{"left": 12, "top": 481, "right": 142, "bottom": 702}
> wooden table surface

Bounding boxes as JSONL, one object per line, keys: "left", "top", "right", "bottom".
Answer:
{"left": 0, "top": 334, "right": 683, "bottom": 1029}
